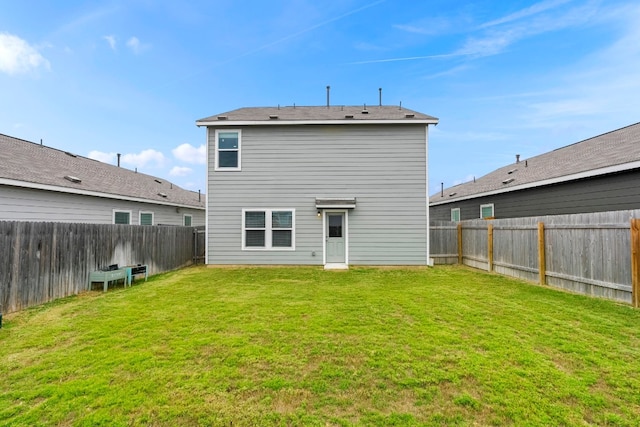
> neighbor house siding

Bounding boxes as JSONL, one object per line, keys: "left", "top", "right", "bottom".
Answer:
{"left": 207, "top": 124, "right": 427, "bottom": 265}
{"left": 430, "top": 169, "right": 640, "bottom": 220}
{"left": 0, "top": 186, "right": 205, "bottom": 226}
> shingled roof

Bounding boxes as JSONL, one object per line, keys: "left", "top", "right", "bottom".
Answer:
{"left": 430, "top": 122, "right": 640, "bottom": 205}
{"left": 196, "top": 105, "right": 438, "bottom": 126}
{"left": 0, "top": 133, "right": 205, "bottom": 209}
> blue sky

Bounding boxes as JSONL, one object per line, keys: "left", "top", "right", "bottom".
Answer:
{"left": 2, "top": 0, "right": 639, "bottom": 195}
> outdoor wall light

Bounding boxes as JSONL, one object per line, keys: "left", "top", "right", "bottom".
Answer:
{"left": 317, "top": 209, "right": 322, "bottom": 217}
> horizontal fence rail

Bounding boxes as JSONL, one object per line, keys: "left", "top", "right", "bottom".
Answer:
{"left": 0, "top": 222, "right": 200, "bottom": 314}
{"left": 430, "top": 210, "right": 640, "bottom": 306}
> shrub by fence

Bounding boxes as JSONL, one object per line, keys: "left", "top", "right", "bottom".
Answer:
{"left": 430, "top": 210, "right": 640, "bottom": 307}
{"left": 1, "top": 222, "right": 201, "bottom": 314}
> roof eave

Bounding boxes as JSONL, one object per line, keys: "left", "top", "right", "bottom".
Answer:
{"left": 0, "top": 178, "right": 206, "bottom": 210}
{"left": 196, "top": 118, "right": 439, "bottom": 127}
{"left": 430, "top": 160, "right": 640, "bottom": 206}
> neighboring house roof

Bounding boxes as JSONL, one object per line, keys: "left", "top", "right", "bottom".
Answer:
{"left": 196, "top": 105, "right": 439, "bottom": 126}
{"left": 0, "top": 133, "right": 205, "bottom": 209}
{"left": 431, "top": 122, "right": 640, "bottom": 206}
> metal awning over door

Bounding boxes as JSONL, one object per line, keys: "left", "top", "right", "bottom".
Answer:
{"left": 315, "top": 197, "right": 356, "bottom": 209}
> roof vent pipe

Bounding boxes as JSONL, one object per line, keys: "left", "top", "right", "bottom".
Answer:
{"left": 198, "top": 189, "right": 201, "bottom": 202}
{"left": 117, "top": 153, "right": 121, "bottom": 167}
{"left": 379, "top": 88, "right": 382, "bottom": 106}
{"left": 326, "top": 85, "right": 330, "bottom": 108}
{"left": 516, "top": 154, "right": 520, "bottom": 163}
{"left": 441, "top": 182, "right": 444, "bottom": 197}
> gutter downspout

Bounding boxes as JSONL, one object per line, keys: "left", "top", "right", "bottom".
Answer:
{"left": 205, "top": 126, "right": 210, "bottom": 265}
{"left": 426, "top": 124, "right": 433, "bottom": 266}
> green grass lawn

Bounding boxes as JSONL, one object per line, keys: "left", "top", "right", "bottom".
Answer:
{"left": 1, "top": 265, "right": 639, "bottom": 426}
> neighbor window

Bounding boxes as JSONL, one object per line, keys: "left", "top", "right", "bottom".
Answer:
{"left": 242, "top": 209, "right": 295, "bottom": 250}
{"left": 140, "top": 211, "right": 154, "bottom": 226}
{"left": 215, "top": 129, "right": 241, "bottom": 170}
{"left": 451, "top": 208, "right": 460, "bottom": 222}
{"left": 480, "top": 204, "right": 494, "bottom": 219}
{"left": 183, "top": 214, "right": 193, "bottom": 227}
{"left": 113, "top": 210, "right": 131, "bottom": 225}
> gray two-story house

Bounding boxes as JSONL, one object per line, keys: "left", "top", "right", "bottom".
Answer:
{"left": 0, "top": 133, "right": 205, "bottom": 225}
{"left": 197, "top": 105, "right": 438, "bottom": 268}
{"left": 430, "top": 122, "right": 640, "bottom": 221}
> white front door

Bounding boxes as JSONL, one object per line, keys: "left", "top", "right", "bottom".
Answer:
{"left": 326, "top": 212, "right": 346, "bottom": 264}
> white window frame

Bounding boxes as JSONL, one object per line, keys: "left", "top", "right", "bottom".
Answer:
{"left": 480, "top": 203, "right": 494, "bottom": 219}
{"left": 139, "top": 211, "right": 154, "bottom": 226}
{"left": 113, "top": 209, "right": 132, "bottom": 225}
{"left": 214, "top": 129, "right": 241, "bottom": 171}
{"left": 451, "top": 208, "right": 460, "bottom": 222}
{"left": 183, "top": 214, "right": 193, "bottom": 227}
{"left": 242, "top": 208, "right": 295, "bottom": 251}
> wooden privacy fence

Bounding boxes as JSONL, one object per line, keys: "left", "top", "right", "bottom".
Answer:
{"left": 430, "top": 210, "right": 640, "bottom": 307}
{"left": 0, "top": 221, "right": 201, "bottom": 314}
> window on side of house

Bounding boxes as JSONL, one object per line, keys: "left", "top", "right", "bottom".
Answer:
{"left": 480, "top": 204, "right": 494, "bottom": 219}
{"left": 451, "top": 208, "right": 461, "bottom": 222}
{"left": 140, "top": 211, "right": 154, "bottom": 226}
{"left": 183, "top": 214, "right": 193, "bottom": 227}
{"left": 113, "top": 210, "right": 132, "bottom": 225}
{"left": 215, "top": 129, "right": 241, "bottom": 170}
{"left": 242, "top": 209, "right": 295, "bottom": 250}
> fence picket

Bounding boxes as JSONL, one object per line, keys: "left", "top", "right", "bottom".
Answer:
{"left": 430, "top": 209, "right": 640, "bottom": 305}
{"left": 0, "top": 222, "right": 204, "bottom": 314}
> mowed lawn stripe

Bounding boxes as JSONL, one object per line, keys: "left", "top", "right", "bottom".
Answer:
{"left": 1, "top": 266, "right": 639, "bottom": 426}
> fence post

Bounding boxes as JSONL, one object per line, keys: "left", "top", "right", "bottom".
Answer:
{"left": 487, "top": 224, "right": 494, "bottom": 272}
{"left": 457, "top": 223, "right": 463, "bottom": 265}
{"left": 631, "top": 219, "right": 640, "bottom": 308}
{"left": 538, "top": 222, "right": 546, "bottom": 286}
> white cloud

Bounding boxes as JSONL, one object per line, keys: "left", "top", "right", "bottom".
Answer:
{"left": 88, "top": 150, "right": 116, "bottom": 164}
{"left": 172, "top": 143, "right": 206, "bottom": 164}
{"left": 519, "top": 4, "right": 640, "bottom": 128}
{"left": 354, "top": 2, "right": 597, "bottom": 65}
{"left": 122, "top": 149, "right": 166, "bottom": 168}
{"left": 126, "top": 36, "right": 149, "bottom": 54}
{"left": 460, "top": 2, "right": 597, "bottom": 58}
{"left": 479, "top": 0, "right": 572, "bottom": 29}
{"left": 169, "top": 166, "right": 193, "bottom": 177}
{"left": 103, "top": 35, "right": 116, "bottom": 51}
{"left": 0, "top": 32, "right": 50, "bottom": 75}
{"left": 394, "top": 16, "right": 454, "bottom": 36}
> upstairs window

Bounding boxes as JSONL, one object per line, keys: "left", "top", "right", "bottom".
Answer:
{"left": 480, "top": 204, "right": 494, "bottom": 219}
{"left": 242, "top": 209, "right": 295, "bottom": 250}
{"left": 113, "top": 210, "right": 131, "bottom": 225}
{"left": 215, "top": 129, "right": 241, "bottom": 170}
{"left": 140, "top": 212, "right": 154, "bottom": 226}
{"left": 183, "top": 214, "right": 192, "bottom": 227}
{"left": 451, "top": 208, "right": 460, "bottom": 222}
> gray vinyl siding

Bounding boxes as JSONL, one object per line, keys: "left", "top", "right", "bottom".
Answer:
{"left": 207, "top": 124, "right": 428, "bottom": 265}
{"left": 430, "top": 169, "right": 640, "bottom": 221}
{"left": 0, "top": 185, "right": 205, "bottom": 226}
